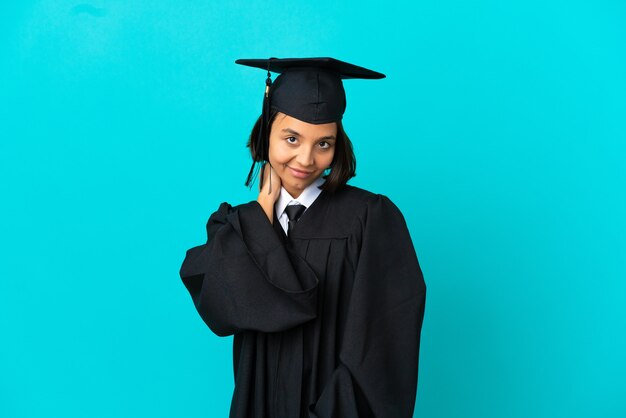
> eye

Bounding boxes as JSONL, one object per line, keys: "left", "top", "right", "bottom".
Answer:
{"left": 285, "top": 136, "right": 298, "bottom": 144}
{"left": 318, "top": 141, "right": 332, "bottom": 149}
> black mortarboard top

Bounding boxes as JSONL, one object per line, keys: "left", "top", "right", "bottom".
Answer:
{"left": 236, "top": 57, "right": 385, "bottom": 190}
{"left": 236, "top": 57, "right": 385, "bottom": 124}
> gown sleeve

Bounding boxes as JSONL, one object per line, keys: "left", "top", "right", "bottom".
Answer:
{"left": 310, "top": 194, "right": 427, "bottom": 418}
{"left": 179, "top": 201, "right": 319, "bottom": 336}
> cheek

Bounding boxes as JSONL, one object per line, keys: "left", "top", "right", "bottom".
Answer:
{"left": 318, "top": 150, "right": 335, "bottom": 168}
{"left": 268, "top": 142, "right": 289, "bottom": 165}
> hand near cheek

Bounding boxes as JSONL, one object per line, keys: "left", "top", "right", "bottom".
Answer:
{"left": 257, "top": 163, "right": 281, "bottom": 222}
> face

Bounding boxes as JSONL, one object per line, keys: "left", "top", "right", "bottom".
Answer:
{"left": 268, "top": 112, "right": 337, "bottom": 199}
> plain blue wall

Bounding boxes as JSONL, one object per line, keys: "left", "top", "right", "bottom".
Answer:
{"left": 1, "top": 1, "right": 625, "bottom": 417}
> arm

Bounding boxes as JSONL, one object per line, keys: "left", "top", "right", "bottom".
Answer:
{"left": 310, "top": 195, "right": 427, "bottom": 418}
{"left": 179, "top": 200, "right": 318, "bottom": 336}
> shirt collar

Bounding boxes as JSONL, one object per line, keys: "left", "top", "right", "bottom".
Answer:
{"left": 275, "top": 176, "right": 325, "bottom": 218}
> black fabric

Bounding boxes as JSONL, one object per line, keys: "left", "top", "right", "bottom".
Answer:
{"left": 235, "top": 58, "right": 386, "bottom": 80}
{"left": 271, "top": 68, "right": 347, "bottom": 125}
{"left": 285, "top": 204, "right": 307, "bottom": 236}
{"left": 235, "top": 57, "right": 385, "bottom": 125}
{"left": 180, "top": 185, "right": 427, "bottom": 418}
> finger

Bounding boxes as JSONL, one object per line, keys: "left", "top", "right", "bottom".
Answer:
{"left": 259, "top": 163, "right": 267, "bottom": 191}
{"left": 264, "top": 163, "right": 274, "bottom": 192}
{"left": 265, "top": 163, "right": 272, "bottom": 187}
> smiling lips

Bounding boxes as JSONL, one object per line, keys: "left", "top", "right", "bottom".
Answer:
{"left": 287, "top": 165, "right": 314, "bottom": 179}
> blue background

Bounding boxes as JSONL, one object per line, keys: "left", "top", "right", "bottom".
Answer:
{"left": 1, "top": 1, "right": 625, "bottom": 417}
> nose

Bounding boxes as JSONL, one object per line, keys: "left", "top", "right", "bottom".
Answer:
{"left": 295, "top": 145, "right": 314, "bottom": 167}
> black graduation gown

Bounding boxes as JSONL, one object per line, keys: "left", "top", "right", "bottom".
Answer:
{"left": 179, "top": 185, "right": 426, "bottom": 418}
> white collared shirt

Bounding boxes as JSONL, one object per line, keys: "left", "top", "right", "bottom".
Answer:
{"left": 275, "top": 176, "right": 325, "bottom": 234}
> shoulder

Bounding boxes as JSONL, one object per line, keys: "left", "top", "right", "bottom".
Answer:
{"left": 333, "top": 184, "right": 377, "bottom": 204}
{"left": 337, "top": 188, "right": 415, "bottom": 256}
{"left": 328, "top": 185, "right": 405, "bottom": 230}
{"left": 211, "top": 200, "right": 261, "bottom": 215}
{"left": 331, "top": 184, "right": 395, "bottom": 208}
{"left": 205, "top": 200, "right": 263, "bottom": 232}
{"left": 333, "top": 184, "right": 401, "bottom": 213}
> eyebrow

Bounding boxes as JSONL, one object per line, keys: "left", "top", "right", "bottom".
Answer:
{"left": 281, "top": 128, "right": 337, "bottom": 141}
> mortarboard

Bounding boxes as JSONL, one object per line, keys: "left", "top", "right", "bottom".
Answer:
{"left": 236, "top": 57, "right": 385, "bottom": 190}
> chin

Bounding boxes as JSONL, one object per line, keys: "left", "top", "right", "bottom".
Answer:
{"left": 287, "top": 181, "right": 307, "bottom": 191}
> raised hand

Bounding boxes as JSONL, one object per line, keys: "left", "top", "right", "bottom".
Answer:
{"left": 257, "top": 162, "right": 281, "bottom": 222}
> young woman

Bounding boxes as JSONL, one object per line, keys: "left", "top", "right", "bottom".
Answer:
{"left": 180, "top": 57, "right": 426, "bottom": 418}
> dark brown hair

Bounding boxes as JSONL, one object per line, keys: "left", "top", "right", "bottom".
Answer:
{"left": 245, "top": 110, "right": 356, "bottom": 193}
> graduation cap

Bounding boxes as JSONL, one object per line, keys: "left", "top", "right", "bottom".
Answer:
{"left": 236, "top": 57, "right": 385, "bottom": 190}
